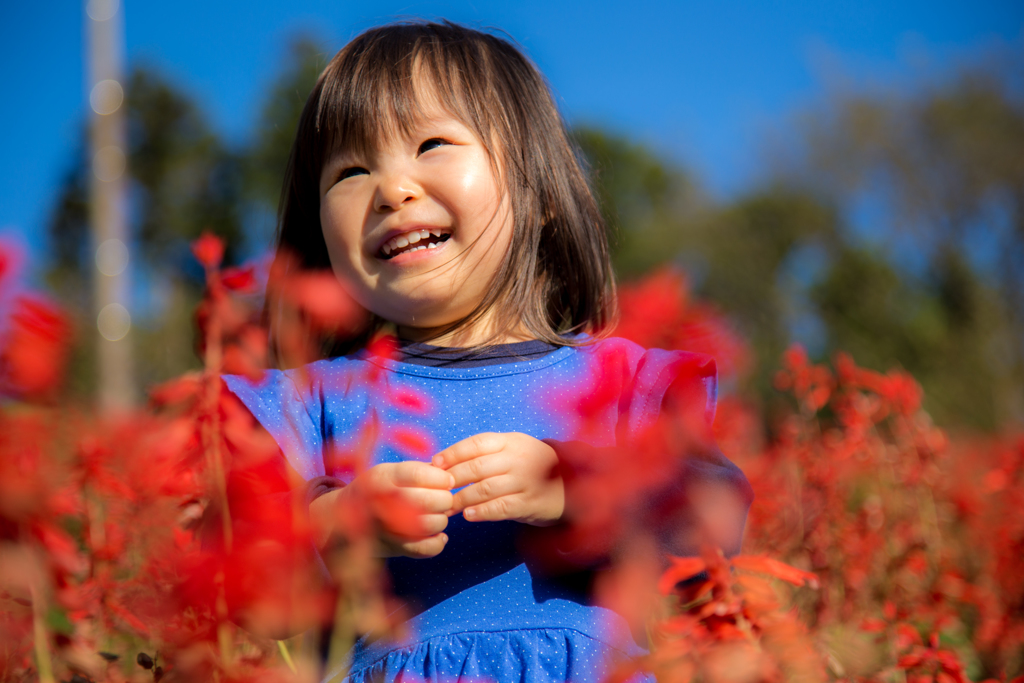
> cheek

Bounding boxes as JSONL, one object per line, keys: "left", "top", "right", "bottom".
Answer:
{"left": 441, "top": 152, "right": 505, "bottom": 225}
{"left": 460, "top": 184, "right": 513, "bottom": 250}
{"left": 320, "top": 202, "right": 361, "bottom": 269}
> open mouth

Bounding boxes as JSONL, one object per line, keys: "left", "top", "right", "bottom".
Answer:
{"left": 379, "top": 228, "right": 452, "bottom": 260}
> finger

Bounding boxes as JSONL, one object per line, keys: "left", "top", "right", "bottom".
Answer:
{"left": 431, "top": 432, "right": 505, "bottom": 469}
{"left": 372, "top": 487, "right": 450, "bottom": 535}
{"left": 463, "top": 496, "right": 519, "bottom": 523}
{"left": 379, "top": 507, "right": 450, "bottom": 538}
{"left": 392, "top": 461, "right": 456, "bottom": 490}
{"left": 450, "top": 475, "right": 519, "bottom": 513}
{"left": 397, "top": 533, "right": 449, "bottom": 559}
{"left": 402, "top": 487, "right": 455, "bottom": 515}
{"left": 415, "top": 513, "right": 450, "bottom": 536}
{"left": 446, "top": 452, "right": 512, "bottom": 488}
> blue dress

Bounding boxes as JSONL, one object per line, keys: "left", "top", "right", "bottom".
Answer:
{"left": 223, "top": 337, "right": 747, "bottom": 683}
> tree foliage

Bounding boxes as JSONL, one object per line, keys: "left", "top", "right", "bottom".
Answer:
{"left": 574, "top": 51, "right": 1024, "bottom": 430}
{"left": 572, "top": 127, "right": 702, "bottom": 277}
{"left": 246, "top": 37, "right": 325, "bottom": 212}
{"left": 792, "top": 51, "right": 1024, "bottom": 427}
{"left": 125, "top": 67, "right": 245, "bottom": 262}
{"left": 51, "top": 67, "right": 245, "bottom": 275}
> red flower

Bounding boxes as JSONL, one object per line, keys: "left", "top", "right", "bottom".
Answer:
{"left": 191, "top": 231, "right": 225, "bottom": 269}
{"left": 220, "top": 265, "right": 259, "bottom": 293}
{"left": 391, "top": 426, "right": 436, "bottom": 461}
{"left": 614, "top": 269, "right": 749, "bottom": 379}
{"left": 0, "top": 295, "right": 70, "bottom": 400}
{"left": 731, "top": 554, "right": 819, "bottom": 588}
{"left": 390, "top": 385, "right": 434, "bottom": 416}
{"left": 279, "top": 271, "right": 366, "bottom": 335}
{"left": 659, "top": 556, "right": 707, "bottom": 594}
{"left": 0, "top": 237, "right": 22, "bottom": 291}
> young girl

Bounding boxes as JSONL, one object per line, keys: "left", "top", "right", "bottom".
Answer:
{"left": 224, "top": 20, "right": 752, "bottom": 683}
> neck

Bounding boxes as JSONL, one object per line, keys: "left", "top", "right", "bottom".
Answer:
{"left": 396, "top": 314, "right": 532, "bottom": 348}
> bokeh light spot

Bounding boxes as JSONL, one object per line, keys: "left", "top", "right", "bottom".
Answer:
{"left": 93, "top": 146, "right": 126, "bottom": 182}
{"left": 97, "top": 303, "right": 131, "bottom": 341}
{"left": 96, "top": 239, "right": 129, "bottom": 277}
{"left": 90, "top": 79, "right": 123, "bottom": 115}
{"left": 86, "top": 0, "right": 119, "bottom": 21}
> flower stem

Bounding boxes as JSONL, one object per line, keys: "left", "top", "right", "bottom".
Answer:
{"left": 30, "top": 582, "right": 55, "bottom": 683}
{"left": 277, "top": 640, "right": 297, "bottom": 674}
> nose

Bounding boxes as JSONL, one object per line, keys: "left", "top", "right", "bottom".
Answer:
{"left": 373, "top": 169, "right": 422, "bottom": 213}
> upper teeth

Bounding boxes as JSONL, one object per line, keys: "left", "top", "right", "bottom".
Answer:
{"left": 382, "top": 229, "right": 448, "bottom": 256}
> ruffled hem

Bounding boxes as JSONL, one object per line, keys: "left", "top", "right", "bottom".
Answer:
{"left": 337, "top": 627, "right": 646, "bottom": 683}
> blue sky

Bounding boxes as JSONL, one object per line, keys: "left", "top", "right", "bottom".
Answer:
{"left": 2, "top": 0, "right": 1021, "bottom": 275}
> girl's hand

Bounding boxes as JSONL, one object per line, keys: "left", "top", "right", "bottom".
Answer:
{"left": 431, "top": 432, "right": 564, "bottom": 527}
{"left": 339, "top": 462, "right": 455, "bottom": 559}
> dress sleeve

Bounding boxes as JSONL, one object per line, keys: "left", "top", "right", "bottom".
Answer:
{"left": 619, "top": 348, "right": 718, "bottom": 444}
{"left": 541, "top": 348, "right": 752, "bottom": 571}
{"left": 222, "top": 369, "right": 326, "bottom": 480}
{"left": 629, "top": 349, "right": 753, "bottom": 558}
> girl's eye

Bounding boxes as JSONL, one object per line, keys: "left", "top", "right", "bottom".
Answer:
{"left": 338, "top": 166, "right": 369, "bottom": 181}
{"left": 418, "top": 138, "right": 449, "bottom": 155}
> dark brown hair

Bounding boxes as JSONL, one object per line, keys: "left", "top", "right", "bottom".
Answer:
{"left": 271, "top": 19, "right": 614, "bottom": 358}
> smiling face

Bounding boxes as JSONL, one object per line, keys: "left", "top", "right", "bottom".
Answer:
{"left": 318, "top": 94, "right": 515, "bottom": 345}
{"left": 274, "top": 22, "right": 614, "bottom": 358}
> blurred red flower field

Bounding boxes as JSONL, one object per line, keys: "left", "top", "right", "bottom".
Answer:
{"left": 0, "top": 236, "right": 1021, "bottom": 683}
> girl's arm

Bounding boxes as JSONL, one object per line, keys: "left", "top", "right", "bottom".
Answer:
{"left": 547, "top": 437, "right": 752, "bottom": 563}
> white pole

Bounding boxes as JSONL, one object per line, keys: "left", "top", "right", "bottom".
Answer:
{"left": 87, "top": 0, "right": 135, "bottom": 411}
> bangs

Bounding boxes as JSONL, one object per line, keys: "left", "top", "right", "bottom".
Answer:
{"left": 313, "top": 23, "right": 499, "bottom": 165}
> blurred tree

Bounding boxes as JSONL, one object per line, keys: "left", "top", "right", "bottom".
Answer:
{"left": 692, "top": 190, "right": 840, "bottom": 397}
{"left": 810, "top": 246, "right": 1006, "bottom": 429}
{"left": 47, "top": 143, "right": 99, "bottom": 398}
{"left": 797, "top": 52, "right": 1024, "bottom": 424}
{"left": 575, "top": 127, "right": 841, "bottom": 399}
{"left": 51, "top": 66, "right": 248, "bottom": 270}
{"left": 576, "top": 100, "right": 1022, "bottom": 429}
{"left": 572, "top": 127, "right": 704, "bottom": 277}
{"left": 125, "top": 67, "right": 245, "bottom": 262}
{"left": 245, "top": 37, "right": 325, "bottom": 215}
